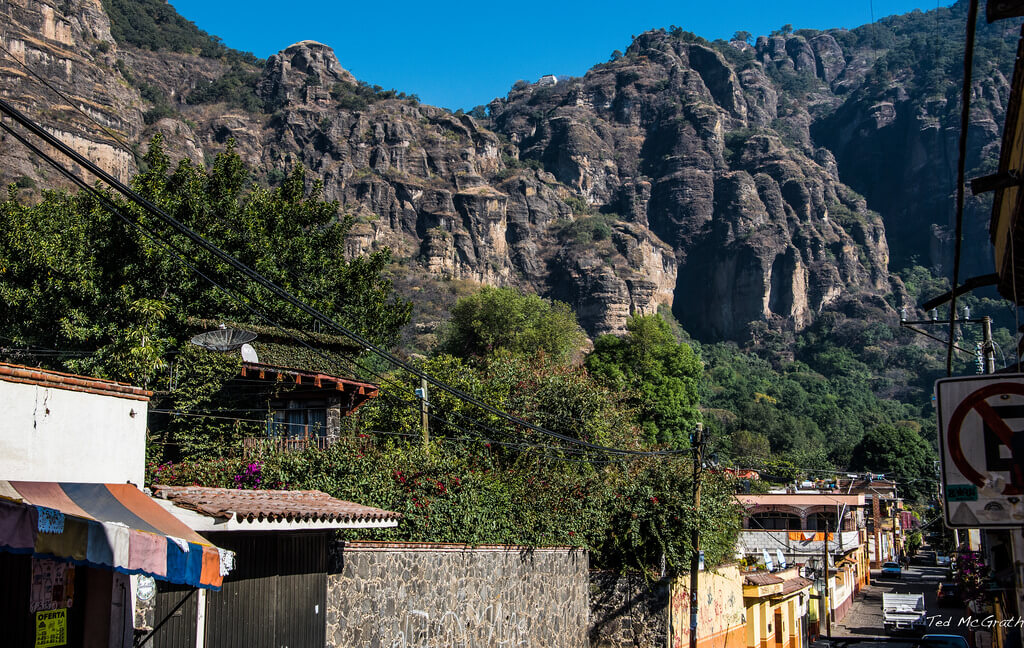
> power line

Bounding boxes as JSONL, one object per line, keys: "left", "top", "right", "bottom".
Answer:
{"left": 947, "top": 0, "right": 980, "bottom": 376}
{"left": 0, "top": 40, "right": 139, "bottom": 166}
{"left": 0, "top": 118, "right": 591, "bottom": 464}
{"left": 0, "top": 97, "right": 683, "bottom": 458}
{"left": 0, "top": 39, "right": 605, "bottom": 452}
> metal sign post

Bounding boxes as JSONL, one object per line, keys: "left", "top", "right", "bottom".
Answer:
{"left": 935, "top": 375, "right": 1024, "bottom": 529}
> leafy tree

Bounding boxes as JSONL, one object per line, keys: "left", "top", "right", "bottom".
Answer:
{"left": 849, "top": 423, "right": 935, "bottom": 502}
{"left": 436, "top": 286, "right": 586, "bottom": 363}
{"left": 587, "top": 315, "right": 702, "bottom": 447}
{"left": 362, "top": 351, "right": 641, "bottom": 452}
{"left": 732, "top": 31, "right": 752, "bottom": 43}
{"left": 0, "top": 135, "right": 411, "bottom": 382}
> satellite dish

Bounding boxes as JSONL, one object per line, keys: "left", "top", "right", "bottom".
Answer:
{"left": 190, "top": 326, "right": 257, "bottom": 352}
{"left": 240, "top": 343, "right": 260, "bottom": 363}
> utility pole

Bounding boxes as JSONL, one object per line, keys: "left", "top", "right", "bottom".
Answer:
{"left": 982, "top": 315, "right": 995, "bottom": 374}
{"left": 689, "top": 423, "right": 703, "bottom": 648}
{"left": 900, "top": 308, "right": 997, "bottom": 374}
{"left": 823, "top": 519, "right": 831, "bottom": 638}
{"left": 892, "top": 484, "right": 900, "bottom": 563}
{"left": 416, "top": 378, "right": 429, "bottom": 450}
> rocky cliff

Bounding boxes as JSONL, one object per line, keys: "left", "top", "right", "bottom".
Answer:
{"left": 0, "top": 0, "right": 1015, "bottom": 343}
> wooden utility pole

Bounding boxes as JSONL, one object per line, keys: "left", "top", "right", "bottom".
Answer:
{"left": 823, "top": 520, "right": 831, "bottom": 638}
{"left": 418, "top": 378, "right": 429, "bottom": 450}
{"left": 982, "top": 315, "right": 995, "bottom": 374}
{"left": 689, "top": 423, "right": 703, "bottom": 648}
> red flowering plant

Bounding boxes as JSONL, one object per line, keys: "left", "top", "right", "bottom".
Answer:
{"left": 233, "top": 461, "right": 263, "bottom": 489}
{"left": 955, "top": 551, "right": 990, "bottom": 604}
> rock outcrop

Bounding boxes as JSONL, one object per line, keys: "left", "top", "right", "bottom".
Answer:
{"left": 0, "top": 0, "right": 141, "bottom": 184}
{"left": 0, "top": 0, "right": 1015, "bottom": 343}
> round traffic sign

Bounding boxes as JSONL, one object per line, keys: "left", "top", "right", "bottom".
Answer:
{"left": 946, "top": 382, "right": 1024, "bottom": 495}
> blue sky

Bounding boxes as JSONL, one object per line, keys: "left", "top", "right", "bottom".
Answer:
{"left": 168, "top": 1, "right": 955, "bottom": 111}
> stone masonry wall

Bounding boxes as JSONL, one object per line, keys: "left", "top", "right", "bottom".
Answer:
{"left": 588, "top": 570, "right": 668, "bottom": 648}
{"left": 327, "top": 541, "right": 589, "bottom": 648}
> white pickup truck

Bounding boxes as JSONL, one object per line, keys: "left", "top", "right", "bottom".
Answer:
{"left": 882, "top": 592, "right": 927, "bottom": 634}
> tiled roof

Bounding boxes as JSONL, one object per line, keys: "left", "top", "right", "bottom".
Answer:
{"left": 240, "top": 362, "right": 378, "bottom": 396}
{"left": 0, "top": 362, "right": 151, "bottom": 401}
{"left": 151, "top": 485, "right": 401, "bottom": 524}
{"left": 780, "top": 576, "right": 813, "bottom": 596}
{"left": 744, "top": 571, "right": 784, "bottom": 586}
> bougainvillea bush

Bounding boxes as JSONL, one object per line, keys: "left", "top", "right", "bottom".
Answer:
{"left": 149, "top": 437, "right": 741, "bottom": 574}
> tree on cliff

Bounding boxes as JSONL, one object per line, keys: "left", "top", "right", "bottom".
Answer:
{"left": 586, "top": 314, "right": 703, "bottom": 448}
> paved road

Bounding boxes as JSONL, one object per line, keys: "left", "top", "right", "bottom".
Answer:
{"left": 832, "top": 564, "right": 970, "bottom": 639}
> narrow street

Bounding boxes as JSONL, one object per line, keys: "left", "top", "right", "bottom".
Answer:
{"left": 833, "top": 563, "right": 972, "bottom": 639}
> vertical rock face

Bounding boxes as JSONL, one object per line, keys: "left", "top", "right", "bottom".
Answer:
{"left": 488, "top": 31, "right": 891, "bottom": 341}
{"left": 0, "top": 0, "right": 141, "bottom": 184}
{"left": 1, "top": 2, "right": 1012, "bottom": 342}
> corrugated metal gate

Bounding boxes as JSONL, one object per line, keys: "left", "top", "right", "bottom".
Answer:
{"left": 154, "top": 584, "right": 199, "bottom": 648}
{"left": 154, "top": 532, "right": 327, "bottom": 648}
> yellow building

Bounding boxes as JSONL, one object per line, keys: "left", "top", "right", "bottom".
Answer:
{"left": 669, "top": 563, "right": 747, "bottom": 648}
{"left": 741, "top": 568, "right": 813, "bottom": 648}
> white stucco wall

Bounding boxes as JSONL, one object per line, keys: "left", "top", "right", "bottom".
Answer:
{"left": 0, "top": 379, "right": 147, "bottom": 486}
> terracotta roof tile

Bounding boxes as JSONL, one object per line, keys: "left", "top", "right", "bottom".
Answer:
{"left": 0, "top": 361, "right": 151, "bottom": 401}
{"left": 744, "top": 571, "right": 784, "bottom": 586}
{"left": 151, "top": 485, "right": 401, "bottom": 524}
{"left": 780, "top": 575, "right": 813, "bottom": 596}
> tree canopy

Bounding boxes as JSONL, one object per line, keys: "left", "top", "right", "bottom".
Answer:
{"left": 0, "top": 135, "right": 411, "bottom": 384}
{"left": 849, "top": 422, "right": 934, "bottom": 502}
{"left": 436, "top": 286, "right": 586, "bottom": 363}
{"left": 586, "top": 315, "right": 703, "bottom": 447}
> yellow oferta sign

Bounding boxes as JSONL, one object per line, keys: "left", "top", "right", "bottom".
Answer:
{"left": 35, "top": 608, "right": 67, "bottom": 647}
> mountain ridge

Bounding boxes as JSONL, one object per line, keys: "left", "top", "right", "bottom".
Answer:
{"left": 0, "top": 0, "right": 1016, "bottom": 347}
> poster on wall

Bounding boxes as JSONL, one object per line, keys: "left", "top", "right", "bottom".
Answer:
{"left": 34, "top": 608, "right": 67, "bottom": 648}
{"left": 30, "top": 557, "right": 74, "bottom": 612}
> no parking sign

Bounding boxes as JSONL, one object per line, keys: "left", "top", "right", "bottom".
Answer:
{"left": 935, "top": 374, "right": 1024, "bottom": 528}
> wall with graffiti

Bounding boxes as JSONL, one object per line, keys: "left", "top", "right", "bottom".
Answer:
{"left": 669, "top": 564, "right": 747, "bottom": 648}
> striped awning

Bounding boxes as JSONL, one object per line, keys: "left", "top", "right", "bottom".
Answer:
{"left": 0, "top": 481, "right": 231, "bottom": 589}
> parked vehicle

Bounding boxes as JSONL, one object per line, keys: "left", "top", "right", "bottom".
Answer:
{"left": 918, "top": 550, "right": 937, "bottom": 566}
{"left": 935, "top": 555, "right": 951, "bottom": 567}
{"left": 881, "top": 561, "right": 903, "bottom": 578}
{"left": 936, "top": 582, "right": 960, "bottom": 607}
{"left": 921, "top": 635, "right": 969, "bottom": 648}
{"left": 882, "top": 592, "right": 927, "bottom": 634}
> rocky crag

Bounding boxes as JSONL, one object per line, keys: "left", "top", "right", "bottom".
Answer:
{"left": 0, "top": 0, "right": 1015, "bottom": 343}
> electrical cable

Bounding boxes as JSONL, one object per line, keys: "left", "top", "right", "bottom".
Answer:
{"left": 0, "top": 47, "right": 680, "bottom": 456}
{"left": 0, "top": 96, "right": 683, "bottom": 457}
{"left": 0, "top": 117, "right": 583, "bottom": 461}
{"left": 947, "top": 0, "right": 980, "bottom": 376}
{"left": 0, "top": 40, "right": 139, "bottom": 166}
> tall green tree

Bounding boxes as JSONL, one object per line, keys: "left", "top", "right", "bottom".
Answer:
{"left": 436, "top": 286, "right": 586, "bottom": 363}
{"left": 586, "top": 314, "right": 702, "bottom": 447}
{"left": 849, "top": 422, "right": 935, "bottom": 502}
{"left": 0, "top": 135, "right": 411, "bottom": 384}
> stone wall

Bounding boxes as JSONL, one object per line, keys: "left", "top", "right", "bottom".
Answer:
{"left": 588, "top": 570, "right": 668, "bottom": 648}
{"left": 327, "top": 541, "right": 589, "bottom": 648}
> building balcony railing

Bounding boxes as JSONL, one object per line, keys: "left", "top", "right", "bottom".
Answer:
{"left": 243, "top": 434, "right": 338, "bottom": 455}
{"left": 738, "top": 529, "right": 862, "bottom": 557}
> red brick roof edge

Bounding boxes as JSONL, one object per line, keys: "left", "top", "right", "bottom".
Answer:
{"left": 151, "top": 485, "right": 401, "bottom": 524}
{"left": 0, "top": 362, "right": 152, "bottom": 401}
